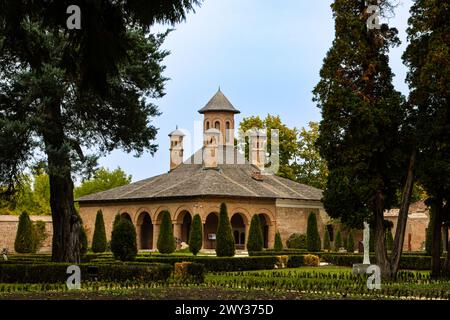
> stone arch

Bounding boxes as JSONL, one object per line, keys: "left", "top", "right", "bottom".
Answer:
{"left": 153, "top": 206, "right": 171, "bottom": 223}
{"left": 134, "top": 207, "right": 153, "bottom": 223}
{"left": 120, "top": 212, "right": 132, "bottom": 222}
{"left": 136, "top": 212, "right": 153, "bottom": 250}
{"left": 214, "top": 120, "right": 221, "bottom": 130}
{"left": 230, "top": 207, "right": 251, "bottom": 223}
{"left": 257, "top": 208, "right": 275, "bottom": 225}
{"left": 230, "top": 213, "right": 247, "bottom": 248}
{"left": 205, "top": 120, "right": 210, "bottom": 130}
{"left": 203, "top": 212, "right": 219, "bottom": 249}
{"left": 176, "top": 210, "right": 192, "bottom": 244}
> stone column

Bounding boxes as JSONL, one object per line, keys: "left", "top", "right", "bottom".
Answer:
{"left": 244, "top": 224, "right": 250, "bottom": 247}
{"left": 174, "top": 222, "right": 182, "bottom": 249}
{"left": 152, "top": 223, "right": 160, "bottom": 250}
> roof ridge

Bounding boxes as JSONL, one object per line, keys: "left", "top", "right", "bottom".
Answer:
{"left": 219, "top": 167, "right": 259, "bottom": 196}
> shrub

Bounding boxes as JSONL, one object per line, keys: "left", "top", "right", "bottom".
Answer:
{"left": 323, "top": 227, "right": 331, "bottom": 251}
{"left": 79, "top": 225, "right": 88, "bottom": 257}
{"left": 247, "top": 214, "right": 263, "bottom": 252}
{"left": 32, "top": 220, "right": 48, "bottom": 253}
{"left": 188, "top": 214, "right": 203, "bottom": 256}
{"left": 157, "top": 211, "right": 175, "bottom": 254}
{"left": 346, "top": 231, "right": 354, "bottom": 253}
{"left": 275, "top": 255, "right": 288, "bottom": 268}
{"left": 304, "top": 254, "right": 320, "bottom": 267}
{"left": 274, "top": 231, "right": 283, "bottom": 251}
{"left": 113, "top": 214, "right": 121, "bottom": 230}
{"left": 286, "top": 255, "right": 305, "bottom": 268}
{"left": 286, "top": 233, "right": 307, "bottom": 249}
{"left": 216, "top": 203, "right": 235, "bottom": 257}
{"left": 14, "top": 211, "right": 35, "bottom": 253}
{"left": 111, "top": 217, "right": 137, "bottom": 261}
{"left": 386, "top": 228, "right": 394, "bottom": 251}
{"left": 334, "top": 230, "right": 342, "bottom": 252}
{"left": 92, "top": 210, "right": 107, "bottom": 253}
{"left": 306, "top": 212, "right": 321, "bottom": 251}
{"left": 174, "top": 262, "right": 205, "bottom": 283}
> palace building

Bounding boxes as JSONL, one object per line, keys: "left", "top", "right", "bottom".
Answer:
{"left": 77, "top": 89, "right": 329, "bottom": 250}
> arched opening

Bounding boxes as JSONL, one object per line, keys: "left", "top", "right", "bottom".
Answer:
{"left": 214, "top": 121, "right": 220, "bottom": 130}
{"left": 178, "top": 210, "right": 192, "bottom": 244}
{"left": 204, "top": 212, "right": 218, "bottom": 249}
{"left": 205, "top": 121, "right": 210, "bottom": 130}
{"left": 258, "top": 214, "right": 269, "bottom": 248}
{"left": 120, "top": 212, "right": 132, "bottom": 222}
{"left": 231, "top": 213, "right": 246, "bottom": 249}
{"left": 226, "top": 121, "right": 231, "bottom": 142}
{"left": 137, "top": 212, "right": 153, "bottom": 250}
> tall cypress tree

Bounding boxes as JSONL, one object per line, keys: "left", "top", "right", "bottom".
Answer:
{"left": 14, "top": 211, "right": 35, "bottom": 253}
{"left": 403, "top": 0, "right": 450, "bottom": 278}
{"left": 323, "top": 227, "right": 331, "bottom": 251}
{"left": 92, "top": 210, "right": 107, "bottom": 253}
{"left": 157, "top": 211, "right": 176, "bottom": 254}
{"left": 189, "top": 214, "right": 203, "bottom": 256}
{"left": 334, "top": 230, "right": 342, "bottom": 252}
{"left": 247, "top": 214, "right": 264, "bottom": 252}
{"left": 346, "top": 231, "right": 354, "bottom": 253}
{"left": 274, "top": 231, "right": 283, "bottom": 251}
{"left": 306, "top": 212, "right": 321, "bottom": 252}
{"left": 314, "top": 0, "right": 407, "bottom": 280}
{"left": 216, "top": 203, "right": 235, "bottom": 257}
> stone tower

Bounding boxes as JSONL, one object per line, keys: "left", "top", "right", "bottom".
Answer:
{"left": 249, "top": 128, "right": 266, "bottom": 171}
{"left": 198, "top": 88, "right": 240, "bottom": 146}
{"left": 169, "top": 127, "right": 185, "bottom": 170}
{"left": 203, "top": 128, "right": 220, "bottom": 169}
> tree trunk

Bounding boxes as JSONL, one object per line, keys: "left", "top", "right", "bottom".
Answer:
{"left": 444, "top": 224, "right": 450, "bottom": 275}
{"left": 390, "top": 149, "right": 416, "bottom": 277}
{"left": 42, "top": 101, "right": 81, "bottom": 263}
{"left": 374, "top": 190, "right": 391, "bottom": 280}
{"left": 431, "top": 197, "right": 443, "bottom": 278}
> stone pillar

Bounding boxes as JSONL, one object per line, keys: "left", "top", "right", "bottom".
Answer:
{"left": 244, "top": 224, "right": 250, "bottom": 248}
{"left": 174, "top": 222, "right": 182, "bottom": 249}
{"left": 153, "top": 223, "right": 160, "bottom": 250}
{"left": 136, "top": 224, "right": 141, "bottom": 250}
{"left": 268, "top": 224, "right": 275, "bottom": 249}
{"left": 202, "top": 223, "right": 207, "bottom": 250}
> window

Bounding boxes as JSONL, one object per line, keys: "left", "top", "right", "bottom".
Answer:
{"left": 215, "top": 121, "right": 220, "bottom": 130}
{"left": 205, "top": 121, "right": 210, "bottom": 130}
{"left": 226, "top": 121, "right": 230, "bottom": 142}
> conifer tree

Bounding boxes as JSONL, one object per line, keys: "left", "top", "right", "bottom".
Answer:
{"left": 189, "top": 214, "right": 203, "bottom": 256}
{"left": 111, "top": 218, "right": 137, "bottom": 261}
{"left": 92, "top": 210, "right": 107, "bottom": 253}
{"left": 157, "top": 211, "right": 176, "bottom": 254}
{"left": 274, "top": 231, "right": 283, "bottom": 251}
{"left": 334, "top": 230, "right": 342, "bottom": 252}
{"left": 323, "top": 227, "right": 331, "bottom": 251}
{"left": 216, "top": 203, "right": 235, "bottom": 257}
{"left": 306, "top": 212, "right": 321, "bottom": 251}
{"left": 247, "top": 215, "right": 264, "bottom": 252}
{"left": 14, "top": 211, "right": 35, "bottom": 253}
{"left": 346, "top": 231, "right": 354, "bottom": 253}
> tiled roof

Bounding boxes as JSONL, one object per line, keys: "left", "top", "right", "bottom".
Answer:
{"left": 198, "top": 89, "right": 240, "bottom": 114}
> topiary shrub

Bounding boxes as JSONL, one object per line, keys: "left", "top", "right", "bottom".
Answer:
{"left": 14, "top": 211, "right": 35, "bottom": 253}
{"left": 92, "top": 210, "right": 107, "bottom": 253}
{"left": 188, "top": 214, "right": 203, "bottom": 256}
{"left": 306, "top": 212, "right": 321, "bottom": 251}
{"left": 157, "top": 210, "right": 176, "bottom": 254}
{"left": 346, "top": 231, "right": 354, "bottom": 253}
{"left": 32, "top": 220, "right": 48, "bottom": 253}
{"left": 216, "top": 203, "right": 235, "bottom": 257}
{"left": 113, "top": 213, "right": 121, "bottom": 230}
{"left": 274, "top": 231, "right": 283, "bottom": 251}
{"left": 111, "top": 217, "right": 137, "bottom": 261}
{"left": 334, "top": 230, "right": 342, "bottom": 252}
{"left": 247, "top": 214, "right": 264, "bottom": 252}
{"left": 303, "top": 254, "right": 320, "bottom": 267}
{"left": 323, "top": 227, "right": 331, "bottom": 251}
{"left": 286, "top": 233, "right": 307, "bottom": 249}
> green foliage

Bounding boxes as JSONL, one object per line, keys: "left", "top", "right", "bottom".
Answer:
{"left": 74, "top": 167, "right": 132, "bottom": 199}
{"left": 334, "top": 231, "right": 342, "bottom": 252}
{"left": 157, "top": 211, "right": 176, "bottom": 254}
{"left": 274, "top": 231, "right": 283, "bottom": 251}
{"left": 286, "top": 233, "right": 307, "bottom": 249}
{"left": 346, "top": 232, "right": 354, "bottom": 253}
{"left": 216, "top": 203, "right": 235, "bottom": 257}
{"left": 386, "top": 229, "right": 394, "bottom": 251}
{"left": 32, "top": 220, "right": 48, "bottom": 253}
{"left": 113, "top": 214, "right": 121, "bottom": 230}
{"left": 110, "top": 218, "right": 137, "bottom": 261}
{"left": 247, "top": 215, "right": 264, "bottom": 252}
{"left": 323, "top": 227, "right": 331, "bottom": 251}
{"left": 188, "top": 214, "right": 203, "bottom": 256}
{"left": 79, "top": 224, "right": 88, "bottom": 257}
{"left": 306, "top": 213, "right": 321, "bottom": 251}
{"left": 14, "top": 211, "right": 35, "bottom": 253}
{"left": 92, "top": 210, "right": 107, "bottom": 253}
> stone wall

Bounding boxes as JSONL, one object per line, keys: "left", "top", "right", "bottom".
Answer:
{"left": 0, "top": 215, "right": 53, "bottom": 253}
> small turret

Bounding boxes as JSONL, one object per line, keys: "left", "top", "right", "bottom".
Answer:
{"left": 169, "top": 127, "right": 185, "bottom": 170}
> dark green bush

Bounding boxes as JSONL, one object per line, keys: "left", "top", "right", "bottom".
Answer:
{"left": 32, "top": 220, "right": 48, "bottom": 253}
{"left": 216, "top": 203, "right": 235, "bottom": 257}
{"left": 185, "top": 262, "right": 205, "bottom": 283}
{"left": 286, "top": 233, "right": 307, "bottom": 249}
{"left": 157, "top": 210, "right": 176, "bottom": 254}
{"left": 247, "top": 214, "right": 263, "bottom": 252}
{"left": 286, "top": 255, "right": 305, "bottom": 268}
{"left": 79, "top": 224, "right": 88, "bottom": 257}
{"left": 346, "top": 231, "right": 354, "bottom": 253}
{"left": 386, "top": 229, "right": 394, "bottom": 251}
{"left": 0, "top": 263, "right": 172, "bottom": 283}
{"left": 306, "top": 212, "right": 321, "bottom": 251}
{"left": 334, "top": 230, "right": 342, "bottom": 251}
{"left": 14, "top": 211, "right": 35, "bottom": 253}
{"left": 323, "top": 227, "right": 331, "bottom": 251}
{"left": 110, "top": 217, "right": 137, "bottom": 261}
{"left": 274, "top": 231, "right": 283, "bottom": 251}
{"left": 92, "top": 210, "right": 107, "bottom": 253}
{"left": 188, "top": 214, "right": 203, "bottom": 256}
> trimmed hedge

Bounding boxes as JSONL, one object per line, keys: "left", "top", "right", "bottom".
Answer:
{"left": 0, "top": 263, "right": 172, "bottom": 283}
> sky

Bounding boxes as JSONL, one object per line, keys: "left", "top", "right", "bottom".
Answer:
{"left": 96, "top": 0, "right": 414, "bottom": 183}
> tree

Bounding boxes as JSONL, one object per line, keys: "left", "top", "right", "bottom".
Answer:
{"left": 403, "top": 0, "right": 450, "bottom": 278}
{"left": 32, "top": 220, "right": 48, "bottom": 253}
{"left": 74, "top": 167, "right": 132, "bottom": 199}
{"left": 14, "top": 211, "right": 35, "bottom": 253}
{"left": 286, "top": 233, "right": 307, "bottom": 249}
{"left": 247, "top": 214, "right": 264, "bottom": 252}
{"left": 0, "top": 1, "right": 201, "bottom": 263}
{"left": 306, "top": 212, "right": 321, "bottom": 252}
{"left": 385, "top": 228, "right": 394, "bottom": 252}
{"left": 91, "top": 210, "right": 107, "bottom": 253}
{"left": 274, "top": 231, "right": 283, "bottom": 251}
{"left": 346, "top": 231, "right": 354, "bottom": 253}
{"left": 314, "top": 0, "right": 410, "bottom": 280}
{"left": 294, "top": 122, "right": 328, "bottom": 189}
{"left": 188, "top": 214, "right": 202, "bottom": 256}
{"left": 323, "top": 227, "right": 331, "bottom": 251}
{"left": 157, "top": 211, "right": 175, "bottom": 254}
{"left": 110, "top": 217, "right": 137, "bottom": 261}
{"left": 334, "top": 231, "right": 342, "bottom": 252}
{"left": 113, "top": 214, "right": 121, "bottom": 230}
{"left": 79, "top": 221, "right": 88, "bottom": 257}
{"left": 216, "top": 203, "right": 235, "bottom": 257}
